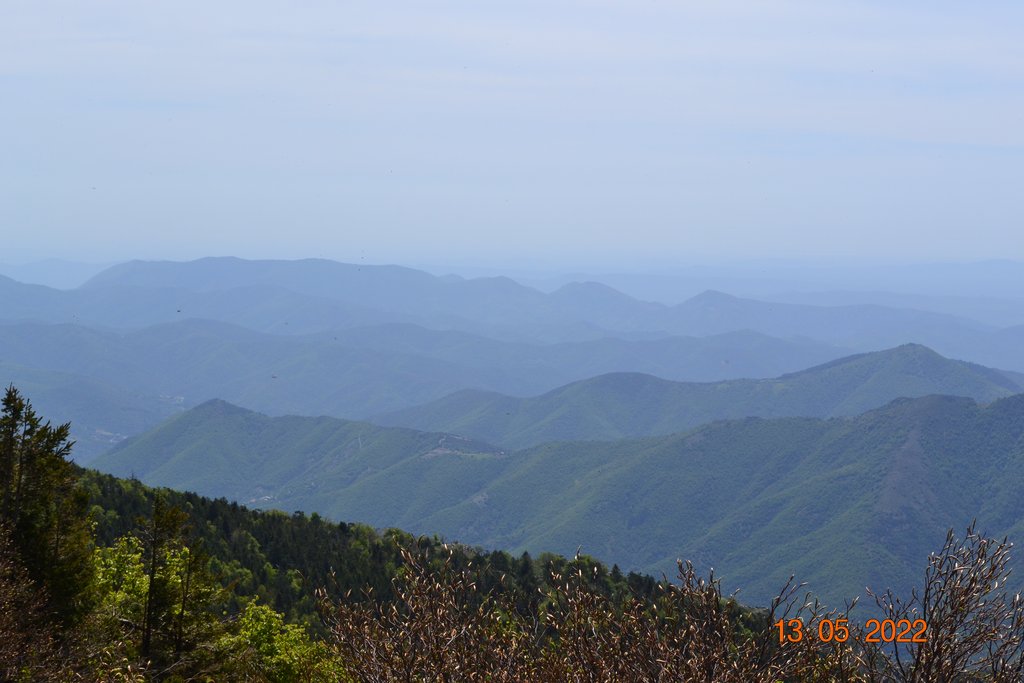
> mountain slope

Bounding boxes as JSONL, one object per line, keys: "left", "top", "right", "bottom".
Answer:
{"left": 93, "top": 394, "right": 1024, "bottom": 606}
{"left": 375, "top": 344, "right": 1024, "bottom": 449}
{"left": 93, "top": 400, "right": 507, "bottom": 524}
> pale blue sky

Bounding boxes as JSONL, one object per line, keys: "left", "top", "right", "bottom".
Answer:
{"left": 2, "top": 1, "right": 1023, "bottom": 268}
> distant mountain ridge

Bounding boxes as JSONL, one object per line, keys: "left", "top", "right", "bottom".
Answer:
{"left": 4, "top": 257, "right": 1023, "bottom": 370}
{"left": 375, "top": 344, "right": 1024, "bottom": 448}
{"left": 81, "top": 257, "right": 641, "bottom": 340}
{"left": 665, "top": 289, "right": 992, "bottom": 349}
{"left": 92, "top": 393, "right": 1024, "bottom": 607}
{"left": 67, "top": 257, "right": 1005, "bottom": 351}
{"left": 0, "top": 319, "right": 847, "bottom": 461}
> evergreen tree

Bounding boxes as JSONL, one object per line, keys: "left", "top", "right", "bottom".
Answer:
{"left": 0, "top": 385, "right": 93, "bottom": 623}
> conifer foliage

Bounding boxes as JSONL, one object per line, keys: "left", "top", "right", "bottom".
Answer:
{"left": 0, "top": 384, "right": 93, "bottom": 623}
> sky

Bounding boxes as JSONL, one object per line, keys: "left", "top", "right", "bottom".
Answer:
{"left": 2, "top": 1, "right": 1023, "bottom": 269}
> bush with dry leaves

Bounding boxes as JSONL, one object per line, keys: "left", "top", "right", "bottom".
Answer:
{"left": 321, "top": 524, "right": 1024, "bottom": 682}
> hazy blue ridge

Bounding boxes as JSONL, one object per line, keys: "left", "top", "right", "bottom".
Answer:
{"left": 0, "top": 319, "right": 847, "bottom": 440}
{"left": 375, "top": 344, "right": 1024, "bottom": 448}
{"left": 3, "top": 258, "right": 1014, "bottom": 355}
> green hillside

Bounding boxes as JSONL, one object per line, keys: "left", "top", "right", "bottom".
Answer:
{"left": 376, "top": 344, "right": 1023, "bottom": 448}
{"left": 83, "top": 468, "right": 666, "bottom": 628}
{"left": 93, "top": 400, "right": 508, "bottom": 522}
{"left": 94, "top": 393, "right": 1024, "bottom": 607}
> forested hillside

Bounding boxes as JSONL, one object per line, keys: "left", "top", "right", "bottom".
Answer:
{"left": 95, "top": 391, "right": 1024, "bottom": 607}
{"left": 1, "top": 387, "right": 676, "bottom": 680}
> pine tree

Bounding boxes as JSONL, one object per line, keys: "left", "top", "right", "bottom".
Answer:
{"left": 0, "top": 385, "right": 93, "bottom": 623}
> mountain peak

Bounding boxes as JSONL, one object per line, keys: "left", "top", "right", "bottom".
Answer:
{"left": 780, "top": 343, "right": 946, "bottom": 378}
{"left": 192, "top": 399, "right": 255, "bottom": 418}
{"left": 684, "top": 290, "right": 740, "bottom": 305}
{"left": 890, "top": 342, "right": 939, "bottom": 355}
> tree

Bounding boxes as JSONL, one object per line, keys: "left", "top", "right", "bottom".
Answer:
{"left": 219, "top": 601, "right": 340, "bottom": 682}
{"left": 80, "top": 534, "right": 150, "bottom": 681}
{"left": 84, "top": 496, "right": 230, "bottom": 679}
{"left": 0, "top": 385, "right": 93, "bottom": 623}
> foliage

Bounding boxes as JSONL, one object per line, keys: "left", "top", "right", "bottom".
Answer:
{"left": 86, "top": 535, "right": 149, "bottom": 656}
{"left": 218, "top": 602, "right": 341, "bottom": 682}
{"left": 323, "top": 526, "right": 1024, "bottom": 682}
{"left": 0, "top": 384, "right": 94, "bottom": 623}
{"left": 82, "top": 468, "right": 664, "bottom": 629}
{"left": 78, "top": 493, "right": 338, "bottom": 681}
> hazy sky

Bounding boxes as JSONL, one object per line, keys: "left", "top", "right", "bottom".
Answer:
{"left": 3, "top": 1, "right": 1023, "bottom": 268}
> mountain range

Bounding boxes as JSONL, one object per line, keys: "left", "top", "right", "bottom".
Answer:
{"left": 376, "top": 344, "right": 1024, "bottom": 448}
{"left": 0, "top": 319, "right": 844, "bottom": 461}
{"left": 92, "top": 391, "right": 1024, "bottom": 607}
{"left": 3, "top": 258, "right": 1020, "bottom": 364}
{"left": 7, "top": 256, "right": 1024, "bottom": 608}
